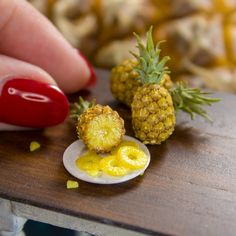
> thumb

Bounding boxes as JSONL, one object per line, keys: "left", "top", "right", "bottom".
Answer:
{"left": 0, "top": 55, "right": 69, "bottom": 129}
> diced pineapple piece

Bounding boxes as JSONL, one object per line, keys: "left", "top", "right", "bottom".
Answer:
{"left": 30, "top": 141, "right": 40, "bottom": 152}
{"left": 66, "top": 180, "right": 79, "bottom": 189}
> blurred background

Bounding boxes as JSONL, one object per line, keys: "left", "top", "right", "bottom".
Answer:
{"left": 28, "top": 0, "right": 236, "bottom": 93}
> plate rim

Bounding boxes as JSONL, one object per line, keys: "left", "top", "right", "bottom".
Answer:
{"left": 63, "top": 135, "right": 150, "bottom": 184}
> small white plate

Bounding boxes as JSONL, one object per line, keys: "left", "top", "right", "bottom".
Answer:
{"left": 63, "top": 135, "right": 150, "bottom": 184}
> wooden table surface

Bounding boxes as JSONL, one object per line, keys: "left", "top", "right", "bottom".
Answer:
{"left": 0, "top": 69, "right": 236, "bottom": 236}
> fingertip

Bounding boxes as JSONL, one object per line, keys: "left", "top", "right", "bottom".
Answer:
{"left": 56, "top": 49, "right": 97, "bottom": 93}
{"left": 0, "top": 78, "right": 69, "bottom": 128}
{"left": 78, "top": 51, "right": 97, "bottom": 88}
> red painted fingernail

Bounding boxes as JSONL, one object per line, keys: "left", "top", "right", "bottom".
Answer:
{"left": 0, "top": 78, "right": 69, "bottom": 128}
{"left": 78, "top": 51, "right": 96, "bottom": 87}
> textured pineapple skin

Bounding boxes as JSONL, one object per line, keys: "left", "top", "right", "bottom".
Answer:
{"left": 111, "top": 59, "right": 140, "bottom": 107}
{"left": 110, "top": 59, "right": 173, "bottom": 107}
{"left": 131, "top": 84, "right": 175, "bottom": 144}
{"left": 77, "top": 104, "right": 125, "bottom": 153}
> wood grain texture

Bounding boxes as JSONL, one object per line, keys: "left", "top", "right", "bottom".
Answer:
{"left": 0, "top": 69, "right": 236, "bottom": 236}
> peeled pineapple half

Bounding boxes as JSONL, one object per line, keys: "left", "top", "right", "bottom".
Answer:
{"left": 70, "top": 97, "right": 125, "bottom": 153}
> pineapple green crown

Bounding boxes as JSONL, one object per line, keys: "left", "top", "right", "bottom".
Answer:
{"left": 131, "top": 26, "right": 170, "bottom": 85}
{"left": 70, "top": 97, "right": 95, "bottom": 121}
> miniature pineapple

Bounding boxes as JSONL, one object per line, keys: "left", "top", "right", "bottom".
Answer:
{"left": 132, "top": 85, "right": 176, "bottom": 144}
{"left": 110, "top": 59, "right": 140, "bottom": 107}
{"left": 71, "top": 97, "right": 125, "bottom": 153}
{"left": 110, "top": 59, "right": 173, "bottom": 107}
{"left": 131, "top": 28, "right": 175, "bottom": 144}
{"left": 131, "top": 27, "right": 220, "bottom": 144}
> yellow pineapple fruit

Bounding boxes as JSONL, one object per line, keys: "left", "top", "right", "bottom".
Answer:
{"left": 132, "top": 85, "right": 175, "bottom": 145}
{"left": 131, "top": 28, "right": 175, "bottom": 144}
{"left": 131, "top": 27, "right": 220, "bottom": 144}
{"left": 110, "top": 60, "right": 173, "bottom": 107}
{"left": 110, "top": 59, "right": 139, "bottom": 107}
{"left": 71, "top": 97, "right": 125, "bottom": 153}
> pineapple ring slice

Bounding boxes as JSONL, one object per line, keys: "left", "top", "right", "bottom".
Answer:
{"left": 100, "top": 155, "right": 130, "bottom": 177}
{"left": 76, "top": 151, "right": 101, "bottom": 177}
{"left": 117, "top": 146, "right": 148, "bottom": 170}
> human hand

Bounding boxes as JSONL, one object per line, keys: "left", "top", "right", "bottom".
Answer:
{"left": 0, "top": 0, "right": 96, "bottom": 130}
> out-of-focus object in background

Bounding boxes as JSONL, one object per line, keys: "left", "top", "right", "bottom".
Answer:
{"left": 154, "top": 0, "right": 236, "bottom": 92}
{"left": 52, "top": 0, "right": 97, "bottom": 56}
{"left": 28, "top": 0, "right": 155, "bottom": 64}
{"left": 28, "top": 0, "right": 236, "bottom": 93}
{"left": 94, "top": 38, "right": 138, "bottom": 68}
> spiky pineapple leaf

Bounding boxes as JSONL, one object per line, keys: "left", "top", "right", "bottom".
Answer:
{"left": 70, "top": 97, "right": 96, "bottom": 121}
{"left": 130, "top": 26, "right": 170, "bottom": 85}
{"left": 170, "top": 83, "right": 221, "bottom": 121}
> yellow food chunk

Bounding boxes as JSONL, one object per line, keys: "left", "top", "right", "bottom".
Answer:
{"left": 76, "top": 151, "right": 101, "bottom": 177}
{"left": 30, "top": 141, "right": 40, "bottom": 152}
{"left": 66, "top": 180, "right": 79, "bottom": 189}
{"left": 100, "top": 155, "right": 130, "bottom": 177}
{"left": 117, "top": 146, "right": 148, "bottom": 170}
{"left": 111, "top": 140, "right": 139, "bottom": 154}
